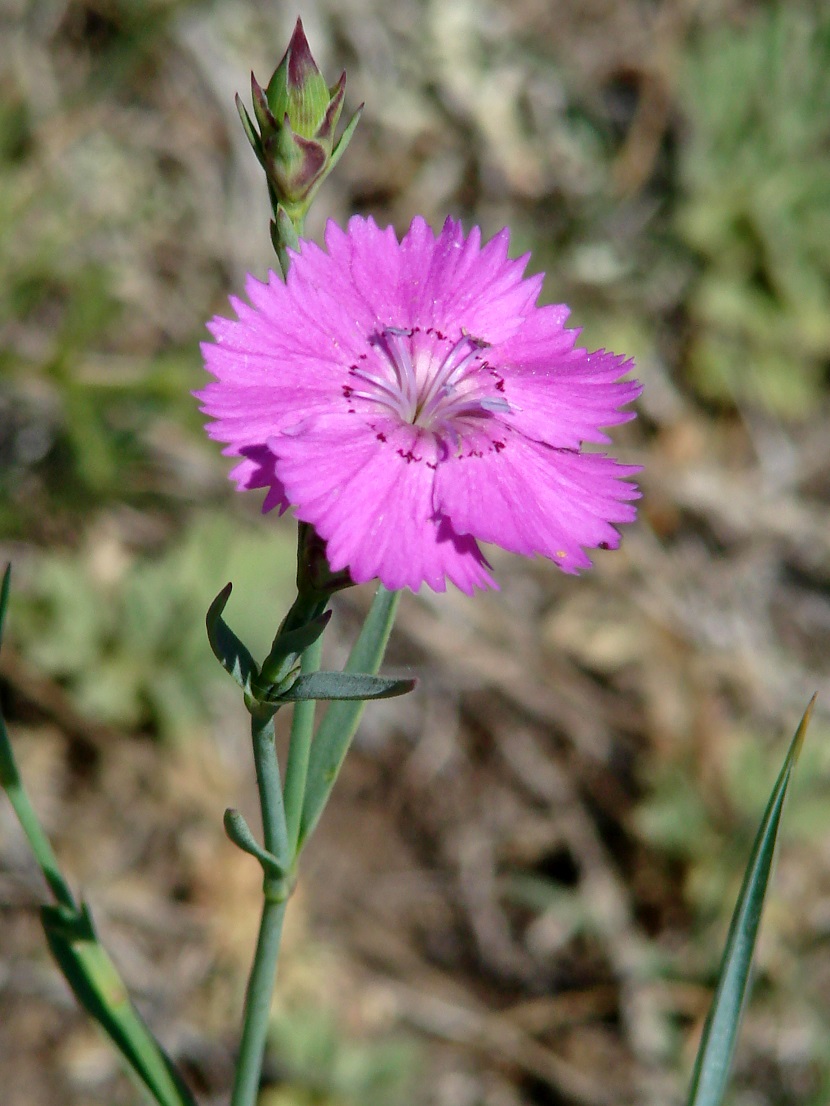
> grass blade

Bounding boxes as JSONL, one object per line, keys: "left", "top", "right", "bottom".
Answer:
{"left": 1, "top": 564, "right": 197, "bottom": 1106}
{"left": 298, "top": 585, "right": 400, "bottom": 847}
{"left": 686, "top": 696, "right": 815, "bottom": 1106}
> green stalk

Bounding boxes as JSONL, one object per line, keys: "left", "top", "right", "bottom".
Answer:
{"left": 230, "top": 710, "right": 290, "bottom": 1106}
{"left": 250, "top": 711, "right": 289, "bottom": 862}
{"left": 230, "top": 894, "right": 287, "bottom": 1106}
{"left": 283, "top": 634, "right": 324, "bottom": 857}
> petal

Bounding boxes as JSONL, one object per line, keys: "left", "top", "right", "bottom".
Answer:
{"left": 270, "top": 415, "right": 496, "bottom": 593}
{"left": 434, "top": 427, "right": 640, "bottom": 574}
{"left": 401, "top": 217, "right": 542, "bottom": 342}
{"left": 228, "top": 445, "right": 290, "bottom": 514}
{"left": 492, "top": 306, "right": 641, "bottom": 448}
{"left": 318, "top": 216, "right": 410, "bottom": 328}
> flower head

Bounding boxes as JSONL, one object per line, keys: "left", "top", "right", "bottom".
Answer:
{"left": 238, "top": 18, "right": 360, "bottom": 220}
{"left": 198, "top": 216, "right": 641, "bottom": 594}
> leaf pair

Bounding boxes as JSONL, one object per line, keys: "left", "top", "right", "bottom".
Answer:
{"left": 205, "top": 582, "right": 413, "bottom": 714}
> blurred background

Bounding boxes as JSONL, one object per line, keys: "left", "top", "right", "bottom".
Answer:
{"left": 1, "top": 0, "right": 830, "bottom": 1103}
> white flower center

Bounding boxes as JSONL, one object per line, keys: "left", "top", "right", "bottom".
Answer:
{"left": 344, "top": 326, "right": 511, "bottom": 435}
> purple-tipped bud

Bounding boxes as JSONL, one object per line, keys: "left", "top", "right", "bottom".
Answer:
{"left": 266, "top": 19, "right": 331, "bottom": 138}
{"left": 240, "top": 18, "right": 360, "bottom": 216}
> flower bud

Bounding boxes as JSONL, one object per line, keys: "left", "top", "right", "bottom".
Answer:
{"left": 237, "top": 18, "right": 361, "bottom": 224}
{"left": 265, "top": 20, "right": 333, "bottom": 138}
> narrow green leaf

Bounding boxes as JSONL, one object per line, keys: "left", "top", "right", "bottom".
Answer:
{"left": 0, "top": 565, "right": 20, "bottom": 791}
{"left": 1, "top": 568, "right": 196, "bottom": 1104}
{"left": 0, "top": 564, "right": 76, "bottom": 908}
{"left": 205, "top": 583, "right": 259, "bottom": 695}
{"left": 686, "top": 696, "right": 815, "bottom": 1106}
{"left": 43, "top": 904, "right": 198, "bottom": 1106}
{"left": 298, "top": 586, "right": 401, "bottom": 847}
{"left": 0, "top": 563, "right": 10, "bottom": 649}
{"left": 276, "top": 670, "right": 415, "bottom": 702}
{"left": 1, "top": 711, "right": 76, "bottom": 907}
{"left": 224, "top": 808, "right": 287, "bottom": 880}
{"left": 0, "top": 684, "right": 20, "bottom": 792}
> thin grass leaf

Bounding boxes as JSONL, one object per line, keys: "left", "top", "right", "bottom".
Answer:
{"left": 0, "top": 563, "right": 10, "bottom": 648}
{"left": 298, "top": 585, "right": 400, "bottom": 847}
{"left": 686, "top": 696, "right": 815, "bottom": 1106}
{"left": 1, "top": 564, "right": 76, "bottom": 907}
{"left": 1, "top": 565, "right": 197, "bottom": 1106}
{"left": 43, "top": 904, "right": 198, "bottom": 1106}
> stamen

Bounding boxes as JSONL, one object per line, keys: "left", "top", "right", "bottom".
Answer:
{"left": 353, "top": 327, "right": 513, "bottom": 438}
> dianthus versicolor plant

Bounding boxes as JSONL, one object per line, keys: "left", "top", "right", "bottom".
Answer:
{"left": 0, "top": 18, "right": 815, "bottom": 1106}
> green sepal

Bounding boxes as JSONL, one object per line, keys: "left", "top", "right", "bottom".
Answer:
{"left": 299, "top": 586, "right": 401, "bottom": 848}
{"left": 250, "top": 73, "right": 275, "bottom": 137}
{"left": 271, "top": 205, "right": 303, "bottom": 278}
{"left": 296, "top": 105, "right": 363, "bottom": 221}
{"left": 257, "top": 609, "right": 331, "bottom": 689}
{"left": 269, "top": 220, "right": 285, "bottom": 271}
{"left": 686, "top": 696, "right": 814, "bottom": 1106}
{"left": 326, "top": 104, "right": 363, "bottom": 176}
{"left": 274, "top": 670, "right": 415, "bottom": 703}
{"left": 42, "top": 902, "right": 197, "bottom": 1106}
{"left": 205, "top": 583, "right": 259, "bottom": 696}
{"left": 275, "top": 204, "right": 301, "bottom": 252}
{"left": 235, "top": 93, "right": 265, "bottom": 169}
{"left": 224, "top": 808, "right": 288, "bottom": 882}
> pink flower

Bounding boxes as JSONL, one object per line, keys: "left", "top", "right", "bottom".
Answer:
{"left": 198, "top": 216, "right": 641, "bottom": 594}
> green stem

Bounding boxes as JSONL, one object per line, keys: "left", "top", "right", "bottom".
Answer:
{"left": 283, "top": 634, "right": 324, "bottom": 856}
{"left": 230, "top": 711, "right": 290, "bottom": 1106}
{"left": 230, "top": 895, "right": 287, "bottom": 1106}
{"left": 250, "top": 711, "right": 289, "bottom": 862}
